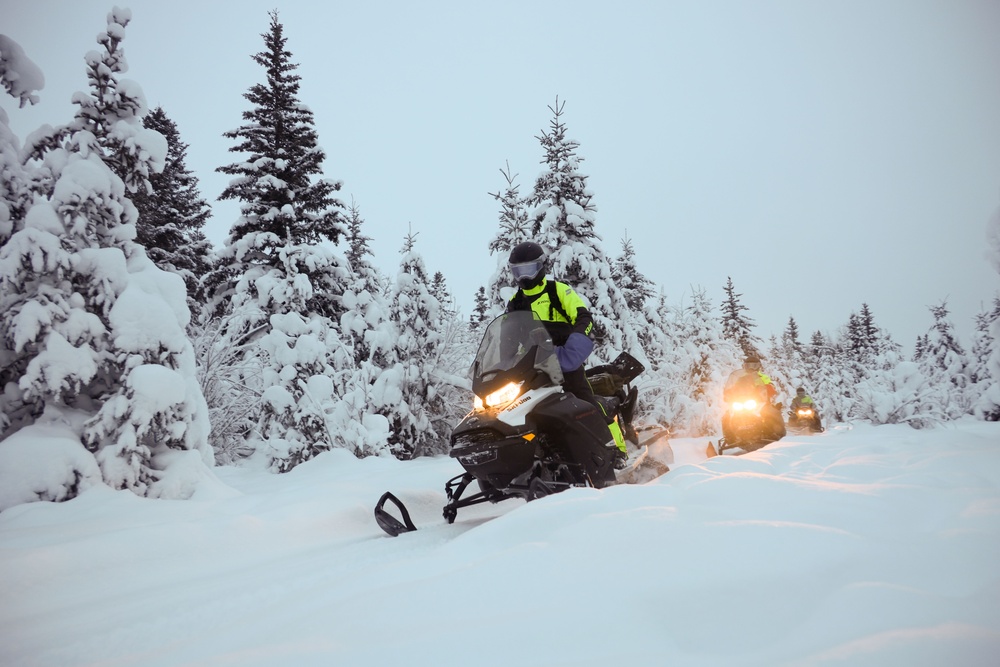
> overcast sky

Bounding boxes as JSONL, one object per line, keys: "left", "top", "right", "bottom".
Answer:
{"left": 3, "top": 0, "right": 999, "bottom": 352}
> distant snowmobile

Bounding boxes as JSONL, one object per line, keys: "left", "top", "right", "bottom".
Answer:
{"left": 788, "top": 405, "right": 824, "bottom": 433}
{"left": 375, "top": 311, "right": 668, "bottom": 537}
{"left": 708, "top": 374, "right": 786, "bottom": 456}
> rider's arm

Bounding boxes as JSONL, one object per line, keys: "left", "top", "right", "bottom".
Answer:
{"left": 555, "top": 284, "right": 595, "bottom": 371}
{"left": 559, "top": 284, "right": 595, "bottom": 338}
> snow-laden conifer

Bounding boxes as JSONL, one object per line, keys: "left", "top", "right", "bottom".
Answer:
{"left": 918, "top": 300, "right": 971, "bottom": 418}
{"left": 720, "top": 276, "right": 761, "bottom": 358}
{"left": 207, "top": 11, "right": 352, "bottom": 467}
{"left": 131, "top": 106, "right": 213, "bottom": 305}
{"left": 377, "top": 232, "right": 449, "bottom": 458}
{"left": 0, "top": 12, "right": 211, "bottom": 499}
{"left": 486, "top": 160, "right": 529, "bottom": 313}
{"left": 526, "top": 97, "right": 642, "bottom": 363}
{"left": 976, "top": 202, "right": 1000, "bottom": 420}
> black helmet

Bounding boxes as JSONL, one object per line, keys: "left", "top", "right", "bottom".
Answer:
{"left": 743, "top": 354, "right": 761, "bottom": 370}
{"left": 508, "top": 241, "right": 547, "bottom": 289}
{"left": 796, "top": 387, "right": 806, "bottom": 396}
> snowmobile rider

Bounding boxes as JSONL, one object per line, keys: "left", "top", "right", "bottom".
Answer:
{"left": 721, "top": 354, "right": 786, "bottom": 442}
{"left": 789, "top": 387, "right": 824, "bottom": 431}
{"left": 505, "top": 241, "right": 628, "bottom": 466}
{"left": 723, "top": 355, "right": 778, "bottom": 405}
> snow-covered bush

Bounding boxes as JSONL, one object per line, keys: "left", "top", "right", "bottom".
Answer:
{"left": 853, "top": 361, "right": 945, "bottom": 429}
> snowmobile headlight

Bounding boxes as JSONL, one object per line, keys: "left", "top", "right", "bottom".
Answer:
{"left": 797, "top": 408, "right": 813, "bottom": 417}
{"left": 479, "top": 382, "right": 524, "bottom": 409}
{"left": 733, "top": 399, "right": 757, "bottom": 412}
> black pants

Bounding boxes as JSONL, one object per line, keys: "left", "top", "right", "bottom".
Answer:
{"left": 563, "top": 366, "right": 611, "bottom": 423}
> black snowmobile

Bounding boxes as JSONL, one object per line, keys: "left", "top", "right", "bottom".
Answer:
{"left": 374, "top": 310, "right": 653, "bottom": 537}
{"left": 787, "top": 405, "right": 824, "bottom": 433}
{"left": 711, "top": 374, "right": 786, "bottom": 455}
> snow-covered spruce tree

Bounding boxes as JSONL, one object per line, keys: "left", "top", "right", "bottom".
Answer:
{"left": 526, "top": 97, "right": 643, "bottom": 363}
{"left": 376, "top": 232, "right": 450, "bottom": 459}
{"left": 0, "top": 10, "right": 211, "bottom": 499}
{"left": 255, "top": 245, "right": 355, "bottom": 471}
{"left": 0, "top": 35, "right": 44, "bottom": 434}
{"left": 720, "top": 276, "right": 762, "bottom": 358}
{"left": 209, "top": 10, "right": 350, "bottom": 469}
{"left": 325, "top": 199, "right": 396, "bottom": 459}
{"left": 918, "top": 300, "right": 971, "bottom": 418}
{"left": 0, "top": 35, "right": 44, "bottom": 248}
{"left": 805, "top": 330, "right": 853, "bottom": 423}
{"left": 970, "top": 297, "right": 1000, "bottom": 419}
{"left": 661, "top": 287, "right": 742, "bottom": 437}
{"left": 976, "top": 201, "right": 1000, "bottom": 419}
{"left": 341, "top": 199, "right": 390, "bottom": 367}
{"left": 209, "top": 9, "right": 347, "bottom": 322}
{"left": 609, "top": 234, "right": 672, "bottom": 420}
{"left": 469, "top": 286, "right": 491, "bottom": 327}
{"left": 486, "top": 160, "right": 530, "bottom": 314}
{"left": 612, "top": 233, "right": 656, "bottom": 314}
{"left": 130, "top": 106, "right": 213, "bottom": 306}
{"left": 633, "top": 292, "right": 683, "bottom": 429}
{"left": 767, "top": 316, "right": 806, "bottom": 401}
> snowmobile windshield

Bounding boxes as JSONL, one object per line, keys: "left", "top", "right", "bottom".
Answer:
{"left": 471, "top": 311, "right": 563, "bottom": 396}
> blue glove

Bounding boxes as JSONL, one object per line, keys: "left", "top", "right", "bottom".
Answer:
{"left": 555, "top": 332, "right": 594, "bottom": 371}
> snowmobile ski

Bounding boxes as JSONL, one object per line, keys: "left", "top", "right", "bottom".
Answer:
{"left": 374, "top": 491, "right": 417, "bottom": 537}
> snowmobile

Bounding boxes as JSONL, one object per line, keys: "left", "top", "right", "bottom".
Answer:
{"left": 374, "top": 310, "right": 661, "bottom": 537}
{"left": 787, "top": 405, "right": 824, "bottom": 433}
{"left": 712, "top": 385, "right": 786, "bottom": 455}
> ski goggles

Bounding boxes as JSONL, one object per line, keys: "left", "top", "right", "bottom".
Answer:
{"left": 509, "top": 258, "right": 545, "bottom": 281}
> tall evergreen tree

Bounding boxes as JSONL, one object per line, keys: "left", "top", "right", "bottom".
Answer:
{"left": 341, "top": 199, "right": 390, "bottom": 366}
{"left": 209, "top": 10, "right": 351, "bottom": 467}
{"left": 970, "top": 298, "right": 1000, "bottom": 387}
{"left": 919, "top": 300, "right": 970, "bottom": 417}
{"left": 469, "top": 286, "right": 491, "bottom": 327}
{"left": 973, "top": 295, "right": 1000, "bottom": 420}
{"left": 211, "top": 10, "right": 347, "bottom": 320}
{"left": 329, "top": 200, "right": 396, "bottom": 458}
{"left": 0, "top": 35, "right": 38, "bottom": 248}
{"left": 767, "top": 317, "right": 806, "bottom": 402}
{"left": 377, "top": 232, "right": 448, "bottom": 459}
{"left": 526, "top": 97, "right": 641, "bottom": 361}
{"left": 0, "top": 38, "right": 42, "bottom": 431}
{"left": 0, "top": 9, "right": 210, "bottom": 496}
{"left": 783, "top": 316, "right": 802, "bottom": 353}
{"left": 979, "top": 202, "right": 1000, "bottom": 419}
{"left": 676, "top": 287, "right": 742, "bottom": 436}
{"left": 612, "top": 233, "right": 656, "bottom": 313}
{"left": 720, "top": 276, "right": 760, "bottom": 358}
{"left": 344, "top": 199, "right": 378, "bottom": 291}
{"left": 486, "top": 161, "right": 530, "bottom": 313}
{"left": 806, "top": 331, "right": 853, "bottom": 422}
{"left": 131, "top": 106, "right": 213, "bottom": 304}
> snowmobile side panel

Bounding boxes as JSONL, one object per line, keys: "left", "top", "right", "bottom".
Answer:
{"left": 529, "top": 393, "right": 618, "bottom": 487}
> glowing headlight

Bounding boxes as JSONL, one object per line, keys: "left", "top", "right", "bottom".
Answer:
{"left": 733, "top": 399, "right": 758, "bottom": 412}
{"left": 475, "top": 382, "right": 523, "bottom": 410}
{"left": 797, "top": 409, "right": 813, "bottom": 417}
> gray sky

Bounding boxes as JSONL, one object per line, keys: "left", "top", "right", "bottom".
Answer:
{"left": 3, "top": 0, "right": 999, "bottom": 351}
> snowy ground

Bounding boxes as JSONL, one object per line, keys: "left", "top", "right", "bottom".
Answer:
{"left": 2, "top": 419, "right": 999, "bottom": 667}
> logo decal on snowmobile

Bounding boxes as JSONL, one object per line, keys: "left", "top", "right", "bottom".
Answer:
{"left": 504, "top": 395, "right": 531, "bottom": 412}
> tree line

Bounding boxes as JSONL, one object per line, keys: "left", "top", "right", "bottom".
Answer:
{"left": 1, "top": 10, "right": 997, "bottom": 502}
